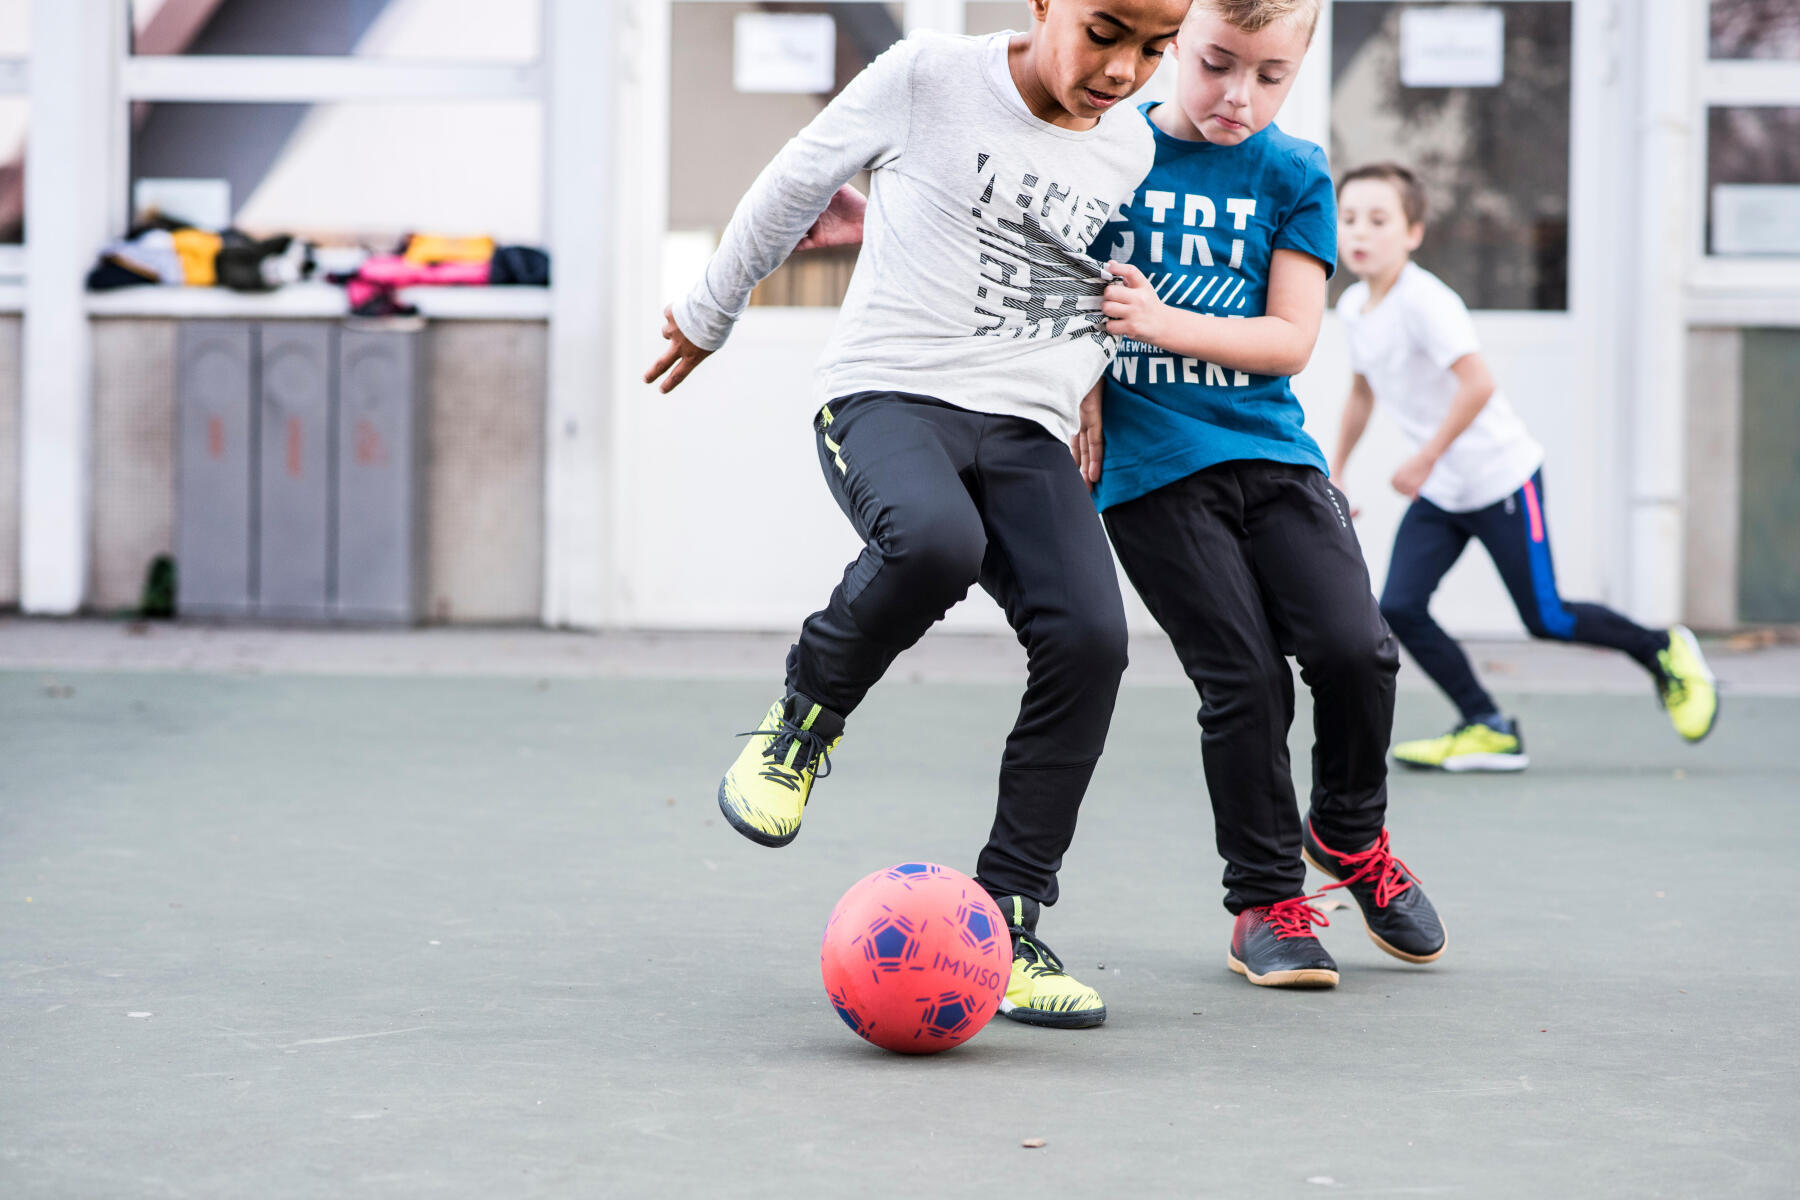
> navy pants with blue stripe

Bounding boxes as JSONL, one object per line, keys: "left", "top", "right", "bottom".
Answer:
{"left": 1379, "top": 469, "right": 1666, "bottom": 723}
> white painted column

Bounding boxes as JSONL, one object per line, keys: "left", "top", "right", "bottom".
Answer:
{"left": 1621, "top": 0, "right": 1694, "bottom": 626}
{"left": 906, "top": 0, "right": 962, "bottom": 35}
{"left": 542, "top": 0, "right": 618, "bottom": 628}
{"left": 20, "top": 0, "right": 118, "bottom": 613}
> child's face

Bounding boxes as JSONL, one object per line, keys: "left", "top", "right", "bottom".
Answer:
{"left": 1029, "top": 0, "right": 1189, "bottom": 123}
{"left": 1167, "top": 8, "right": 1311, "bottom": 144}
{"left": 1337, "top": 178, "right": 1424, "bottom": 281}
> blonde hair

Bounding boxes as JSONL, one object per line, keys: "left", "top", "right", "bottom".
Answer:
{"left": 1191, "top": 0, "right": 1322, "bottom": 39}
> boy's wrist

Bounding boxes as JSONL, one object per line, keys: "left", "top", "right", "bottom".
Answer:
{"left": 1149, "top": 303, "right": 1188, "bottom": 354}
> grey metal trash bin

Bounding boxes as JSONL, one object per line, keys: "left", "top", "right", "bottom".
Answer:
{"left": 174, "top": 318, "right": 427, "bottom": 623}
{"left": 175, "top": 322, "right": 256, "bottom": 617}
{"left": 334, "top": 328, "right": 425, "bottom": 623}
{"left": 257, "top": 322, "right": 334, "bottom": 619}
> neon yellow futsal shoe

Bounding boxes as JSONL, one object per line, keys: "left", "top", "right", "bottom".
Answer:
{"left": 1392, "top": 718, "right": 1528, "bottom": 773}
{"left": 1656, "top": 626, "right": 1719, "bottom": 743}
{"left": 993, "top": 895, "right": 1107, "bottom": 1029}
{"left": 717, "top": 693, "right": 844, "bottom": 848}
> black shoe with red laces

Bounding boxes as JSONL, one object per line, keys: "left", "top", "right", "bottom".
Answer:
{"left": 1303, "top": 821, "right": 1446, "bottom": 963}
{"left": 1228, "top": 896, "right": 1340, "bottom": 988}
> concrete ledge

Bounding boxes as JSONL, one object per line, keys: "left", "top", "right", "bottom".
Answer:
{"left": 3, "top": 617, "right": 1798, "bottom": 695}
{"left": 85, "top": 282, "right": 551, "bottom": 321}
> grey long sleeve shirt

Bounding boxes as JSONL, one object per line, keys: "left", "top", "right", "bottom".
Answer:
{"left": 674, "top": 31, "right": 1155, "bottom": 442}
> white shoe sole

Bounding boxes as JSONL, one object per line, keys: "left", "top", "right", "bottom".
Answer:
{"left": 1395, "top": 752, "right": 1529, "bottom": 772}
{"left": 1442, "top": 752, "right": 1530, "bottom": 772}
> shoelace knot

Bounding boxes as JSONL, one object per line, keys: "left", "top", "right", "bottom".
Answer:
{"left": 735, "top": 713, "right": 833, "bottom": 792}
{"left": 1316, "top": 828, "right": 1416, "bottom": 908}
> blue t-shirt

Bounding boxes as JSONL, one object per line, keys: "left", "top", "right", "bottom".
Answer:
{"left": 1091, "top": 106, "right": 1336, "bottom": 510}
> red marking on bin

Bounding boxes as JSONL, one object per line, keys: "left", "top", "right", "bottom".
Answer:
{"left": 286, "top": 417, "right": 303, "bottom": 478}
{"left": 207, "top": 416, "right": 224, "bottom": 460}
{"left": 354, "top": 419, "right": 388, "bottom": 467}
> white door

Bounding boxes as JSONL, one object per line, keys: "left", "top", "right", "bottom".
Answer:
{"left": 1298, "top": 0, "right": 1627, "bottom": 637}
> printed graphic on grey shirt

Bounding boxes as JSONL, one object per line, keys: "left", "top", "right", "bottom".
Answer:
{"left": 971, "top": 154, "right": 1114, "bottom": 348}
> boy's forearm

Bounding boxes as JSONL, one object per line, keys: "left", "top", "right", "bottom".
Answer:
{"left": 674, "top": 43, "right": 911, "bottom": 351}
{"left": 1143, "top": 308, "right": 1317, "bottom": 378}
{"left": 675, "top": 155, "right": 870, "bottom": 351}
{"left": 1419, "top": 382, "right": 1492, "bottom": 461}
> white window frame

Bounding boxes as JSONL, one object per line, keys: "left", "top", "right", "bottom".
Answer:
{"left": 0, "top": 53, "right": 27, "bottom": 282}
{"left": 1690, "top": 2, "right": 1800, "bottom": 322}
{"left": 114, "top": 5, "right": 549, "bottom": 250}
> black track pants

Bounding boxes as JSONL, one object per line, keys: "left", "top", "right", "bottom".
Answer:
{"left": 1104, "top": 461, "right": 1398, "bottom": 914}
{"left": 1379, "top": 469, "right": 1667, "bottom": 723}
{"left": 785, "top": 391, "right": 1129, "bottom": 907}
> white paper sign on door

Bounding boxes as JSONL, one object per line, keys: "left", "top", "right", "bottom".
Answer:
{"left": 1400, "top": 7, "right": 1505, "bottom": 88}
{"left": 734, "top": 13, "right": 837, "bottom": 94}
{"left": 1712, "top": 184, "right": 1800, "bottom": 256}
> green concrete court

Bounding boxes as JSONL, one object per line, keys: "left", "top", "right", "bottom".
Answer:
{"left": 2, "top": 636, "right": 1797, "bottom": 1198}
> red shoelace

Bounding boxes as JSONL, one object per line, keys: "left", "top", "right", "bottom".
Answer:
{"left": 1264, "top": 895, "right": 1330, "bottom": 940}
{"left": 1315, "top": 826, "right": 1416, "bottom": 908}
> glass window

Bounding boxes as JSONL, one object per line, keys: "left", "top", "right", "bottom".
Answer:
{"left": 667, "top": 2, "right": 905, "bottom": 308}
{"left": 0, "top": 98, "right": 22, "bottom": 245}
{"left": 1330, "top": 2, "right": 1573, "bottom": 311}
{"left": 128, "top": 0, "right": 539, "bottom": 62}
{"left": 1706, "top": 106, "right": 1800, "bottom": 256}
{"left": 129, "top": 100, "right": 542, "bottom": 245}
{"left": 1710, "top": 0, "right": 1800, "bottom": 61}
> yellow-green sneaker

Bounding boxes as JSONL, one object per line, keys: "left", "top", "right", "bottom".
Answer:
{"left": 717, "top": 694, "right": 843, "bottom": 848}
{"left": 993, "top": 895, "right": 1106, "bottom": 1029}
{"left": 1656, "top": 626, "right": 1719, "bottom": 743}
{"left": 1392, "top": 718, "right": 1528, "bottom": 773}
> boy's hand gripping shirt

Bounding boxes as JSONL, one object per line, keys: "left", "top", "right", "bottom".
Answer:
{"left": 674, "top": 31, "right": 1155, "bottom": 443}
{"left": 1091, "top": 110, "right": 1336, "bottom": 510}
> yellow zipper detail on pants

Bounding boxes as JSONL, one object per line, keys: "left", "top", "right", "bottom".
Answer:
{"left": 819, "top": 404, "right": 846, "bottom": 473}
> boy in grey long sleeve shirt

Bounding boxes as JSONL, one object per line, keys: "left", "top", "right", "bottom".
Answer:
{"left": 647, "top": 0, "right": 1186, "bottom": 1030}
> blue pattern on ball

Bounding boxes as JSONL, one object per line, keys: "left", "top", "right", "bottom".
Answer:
{"left": 871, "top": 922, "right": 911, "bottom": 961}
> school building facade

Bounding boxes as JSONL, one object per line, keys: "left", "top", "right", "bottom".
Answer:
{"left": 1, "top": 0, "right": 1796, "bottom": 634}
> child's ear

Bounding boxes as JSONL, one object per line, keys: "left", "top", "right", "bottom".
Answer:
{"left": 1405, "top": 222, "right": 1426, "bottom": 252}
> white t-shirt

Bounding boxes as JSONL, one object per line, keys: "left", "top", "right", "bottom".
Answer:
{"left": 676, "top": 31, "right": 1154, "bottom": 444}
{"left": 1338, "top": 263, "right": 1543, "bottom": 513}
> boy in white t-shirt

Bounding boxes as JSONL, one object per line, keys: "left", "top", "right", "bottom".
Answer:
{"left": 1329, "top": 163, "right": 1718, "bottom": 772}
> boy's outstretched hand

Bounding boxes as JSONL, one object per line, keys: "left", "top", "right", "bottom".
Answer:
{"left": 1101, "top": 261, "right": 1170, "bottom": 345}
{"left": 794, "top": 184, "right": 867, "bottom": 252}
{"left": 1070, "top": 377, "right": 1104, "bottom": 487}
{"left": 644, "top": 305, "right": 712, "bottom": 394}
{"left": 1390, "top": 450, "right": 1438, "bottom": 499}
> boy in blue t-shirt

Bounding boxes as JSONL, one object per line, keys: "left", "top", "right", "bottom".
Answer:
{"left": 1078, "top": 0, "right": 1444, "bottom": 989}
